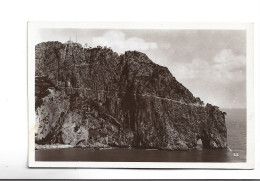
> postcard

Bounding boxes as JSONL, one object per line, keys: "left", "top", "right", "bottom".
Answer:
{"left": 28, "top": 22, "right": 254, "bottom": 168}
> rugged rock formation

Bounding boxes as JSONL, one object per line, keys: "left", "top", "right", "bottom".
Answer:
{"left": 35, "top": 41, "right": 227, "bottom": 150}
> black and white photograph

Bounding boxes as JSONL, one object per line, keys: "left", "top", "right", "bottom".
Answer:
{"left": 28, "top": 22, "right": 254, "bottom": 168}
{"left": 2, "top": 0, "right": 260, "bottom": 179}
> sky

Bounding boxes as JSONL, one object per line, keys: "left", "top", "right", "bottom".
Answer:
{"left": 35, "top": 28, "right": 246, "bottom": 109}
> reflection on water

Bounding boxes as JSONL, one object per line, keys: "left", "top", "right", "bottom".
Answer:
{"left": 36, "top": 147, "right": 242, "bottom": 162}
{"left": 35, "top": 109, "right": 246, "bottom": 162}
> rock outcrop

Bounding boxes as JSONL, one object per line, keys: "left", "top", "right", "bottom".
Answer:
{"left": 35, "top": 41, "right": 227, "bottom": 150}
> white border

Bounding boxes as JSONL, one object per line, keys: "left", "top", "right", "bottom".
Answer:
{"left": 28, "top": 22, "right": 254, "bottom": 169}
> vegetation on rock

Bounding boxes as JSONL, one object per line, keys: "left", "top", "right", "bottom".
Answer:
{"left": 35, "top": 41, "right": 227, "bottom": 150}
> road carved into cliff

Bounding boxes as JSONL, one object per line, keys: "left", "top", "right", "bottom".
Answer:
{"left": 57, "top": 86, "right": 205, "bottom": 108}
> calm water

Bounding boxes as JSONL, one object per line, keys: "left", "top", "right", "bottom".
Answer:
{"left": 36, "top": 109, "right": 246, "bottom": 162}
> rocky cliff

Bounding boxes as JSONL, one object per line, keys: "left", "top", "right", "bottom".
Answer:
{"left": 35, "top": 41, "right": 227, "bottom": 150}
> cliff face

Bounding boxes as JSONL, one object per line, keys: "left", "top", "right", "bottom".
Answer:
{"left": 35, "top": 41, "right": 227, "bottom": 150}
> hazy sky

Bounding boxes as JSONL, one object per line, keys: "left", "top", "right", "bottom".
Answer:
{"left": 35, "top": 29, "right": 246, "bottom": 109}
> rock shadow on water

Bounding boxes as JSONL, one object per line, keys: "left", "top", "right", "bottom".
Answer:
{"left": 35, "top": 146, "right": 236, "bottom": 162}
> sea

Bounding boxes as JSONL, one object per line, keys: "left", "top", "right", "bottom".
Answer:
{"left": 35, "top": 108, "right": 246, "bottom": 162}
